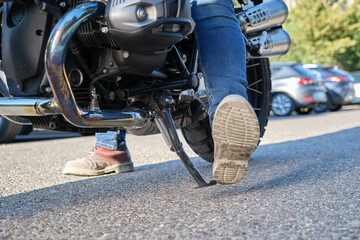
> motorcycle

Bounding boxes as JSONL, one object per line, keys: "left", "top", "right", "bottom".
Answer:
{"left": 0, "top": 0, "right": 290, "bottom": 187}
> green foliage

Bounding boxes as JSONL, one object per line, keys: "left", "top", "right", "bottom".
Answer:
{"left": 274, "top": 0, "right": 360, "bottom": 71}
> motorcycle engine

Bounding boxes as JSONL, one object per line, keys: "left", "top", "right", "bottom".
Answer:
{"left": 75, "top": 0, "right": 195, "bottom": 74}
{"left": 105, "top": 0, "right": 194, "bottom": 53}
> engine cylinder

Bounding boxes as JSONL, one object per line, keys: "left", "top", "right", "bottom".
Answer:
{"left": 105, "top": 0, "right": 195, "bottom": 54}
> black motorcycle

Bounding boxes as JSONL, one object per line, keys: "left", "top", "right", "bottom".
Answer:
{"left": 0, "top": 0, "right": 290, "bottom": 187}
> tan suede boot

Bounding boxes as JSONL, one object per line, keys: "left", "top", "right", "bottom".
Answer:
{"left": 63, "top": 146, "right": 134, "bottom": 176}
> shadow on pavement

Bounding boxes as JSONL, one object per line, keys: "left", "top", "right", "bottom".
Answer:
{"left": 1, "top": 127, "right": 359, "bottom": 220}
{"left": 12, "top": 131, "right": 89, "bottom": 144}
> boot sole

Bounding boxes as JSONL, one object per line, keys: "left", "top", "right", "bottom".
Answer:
{"left": 63, "top": 162, "right": 134, "bottom": 176}
{"left": 212, "top": 95, "right": 260, "bottom": 185}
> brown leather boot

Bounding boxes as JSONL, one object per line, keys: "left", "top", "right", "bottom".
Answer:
{"left": 63, "top": 146, "right": 134, "bottom": 176}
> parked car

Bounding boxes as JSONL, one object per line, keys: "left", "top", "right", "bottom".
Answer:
{"left": 349, "top": 71, "right": 360, "bottom": 104}
{"left": 0, "top": 72, "right": 33, "bottom": 143}
{"left": 270, "top": 63, "right": 327, "bottom": 116}
{"left": 303, "top": 64, "right": 355, "bottom": 112}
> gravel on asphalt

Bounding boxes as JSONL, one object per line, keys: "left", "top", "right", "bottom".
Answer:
{"left": 0, "top": 106, "right": 359, "bottom": 239}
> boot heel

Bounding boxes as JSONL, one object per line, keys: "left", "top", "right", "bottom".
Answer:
{"left": 114, "top": 163, "right": 134, "bottom": 173}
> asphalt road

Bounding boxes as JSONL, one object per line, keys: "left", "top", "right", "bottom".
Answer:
{"left": 1, "top": 106, "right": 360, "bottom": 239}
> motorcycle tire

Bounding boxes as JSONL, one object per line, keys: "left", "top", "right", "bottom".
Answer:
{"left": 19, "top": 125, "right": 33, "bottom": 135}
{"left": 0, "top": 116, "right": 23, "bottom": 143}
{"left": 181, "top": 58, "right": 271, "bottom": 163}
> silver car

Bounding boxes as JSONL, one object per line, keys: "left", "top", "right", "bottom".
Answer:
{"left": 270, "top": 63, "right": 327, "bottom": 116}
{"left": 303, "top": 64, "right": 355, "bottom": 112}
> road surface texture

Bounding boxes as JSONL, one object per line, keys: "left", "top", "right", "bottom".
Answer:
{"left": 1, "top": 106, "right": 359, "bottom": 239}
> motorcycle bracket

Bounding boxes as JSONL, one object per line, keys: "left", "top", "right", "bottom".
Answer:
{"left": 150, "top": 92, "right": 216, "bottom": 188}
{"left": 246, "top": 31, "right": 268, "bottom": 57}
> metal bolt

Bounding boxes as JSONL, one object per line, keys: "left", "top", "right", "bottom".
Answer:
{"left": 101, "top": 27, "right": 109, "bottom": 34}
{"left": 109, "top": 91, "right": 116, "bottom": 101}
{"left": 102, "top": 68, "right": 109, "bottom": 74}
{"left": 40, "top": 2, "right": 47, "bottom": 10}
{"left": 59, "top": 2, "right": 66, "bottom": 7}
{"left": 109, "top": 61, "right": 114, "bottom": 67}
{"left": 116, "top": 76, "right": 122, "bottom": 82}
{"left": 45, "top": 87, "right": 52, "bottom": 93}
{"left": 49, "top": 121, "right": 56, "bottom": 130}
{"left": 90, "top": 87, "right": 100, "bottom": 112}
{"left": 181, "top": 54, "right": 187, "bottom": 63}
{"left": 122, "top": 51, "right": 130, "bottom": 59}
{"left": 16, "top": 84, "right": 21, "bottom": 89}
{"left": 136, "top": 8, "right": 147, "bottom": 21}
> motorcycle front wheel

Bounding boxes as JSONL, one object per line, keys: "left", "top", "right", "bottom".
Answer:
{"left": 181, "top": 58, "right": 271, "bottom": 162}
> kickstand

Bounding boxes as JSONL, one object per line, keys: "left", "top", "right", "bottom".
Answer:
{"left": 150, "top": 92, "right": 216, "bottom": 188}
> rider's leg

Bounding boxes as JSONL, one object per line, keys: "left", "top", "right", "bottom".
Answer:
{"left": 95, "top": 130, "right": 127, "bottom": 150}
{"left": 191, "top": 0, "right": 260, "bottom": 185}
{"left": 63, "top": 130, "right": 133, "bottom": 176}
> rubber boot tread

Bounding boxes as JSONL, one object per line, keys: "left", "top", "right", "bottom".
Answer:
{"left": 212, "top": 95, "right": 260, "bottom": 185}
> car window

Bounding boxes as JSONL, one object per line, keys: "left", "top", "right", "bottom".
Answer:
{"left": 271, "top": 67, "right": 282, "bottom": 75}
{"left": 311, "top": 68, "right": 336, "bottom": 77}
{"left": 328, "top": 68, "right": 348, "bottom": 76}
{"left": 309, "top": 68, "right": 331, "bottom": 76}
{"left": 309, "top": 67, "right": 350, "bottom": 77}
{"left": 308, "top": 69, "right": 322, "bottom": 77}
{"left": 270, "top": 65, "right": 299, "bottom": 79}
{"left": 351, "top": 71, "right": 360, "bottom": 83}
{"left": 293, "top": 65, "right": 315, "bottom": 77}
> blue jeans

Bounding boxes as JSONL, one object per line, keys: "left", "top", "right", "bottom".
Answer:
{"left": 96, "top": 130, "right": 127, "bottom": 150}
{"left": 96, "top": 0, "right": 247, "bottom": 150}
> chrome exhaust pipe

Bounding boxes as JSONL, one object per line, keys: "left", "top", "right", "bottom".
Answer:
{"left": 44, "top": 2, "right": 149, "bottom": 129}
{"left": 247, "top": 28, "right": 291, "bottom": 58}
{"left": 0, "top": 98, "right": 54, "bottom": 125}
{"left": 0, "top": 98, "right": 55, "bottom": 116}
{"left": 238, "top": 0, "right": 289, "bottom": 35}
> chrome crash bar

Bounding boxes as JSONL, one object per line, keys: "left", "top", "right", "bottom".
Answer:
{"left": 0, "top": 2, "right": 148, "bottom": 129}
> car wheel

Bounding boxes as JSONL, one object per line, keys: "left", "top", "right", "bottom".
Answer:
{"left": 295, "top": 107, "right": 313, "bottom": 115}
{"left": 314, "top": 101, "right": 329, "bottom": 113}
{"left": 271, "top": 93, "right": 294, "bottom": 116}
{"left": 329, "top": 104, "right": 342, "bottom": 111}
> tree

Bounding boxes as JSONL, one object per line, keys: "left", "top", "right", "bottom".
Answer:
{"left": 274, "top": 0, "right": 360, "bottom": 71}
{"left": 334, "top": 2, "right": 360, "bottom": 71}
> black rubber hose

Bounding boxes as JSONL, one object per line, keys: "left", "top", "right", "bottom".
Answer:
{"left": 34, "top": 0, "right": 63, "bottom": 20}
